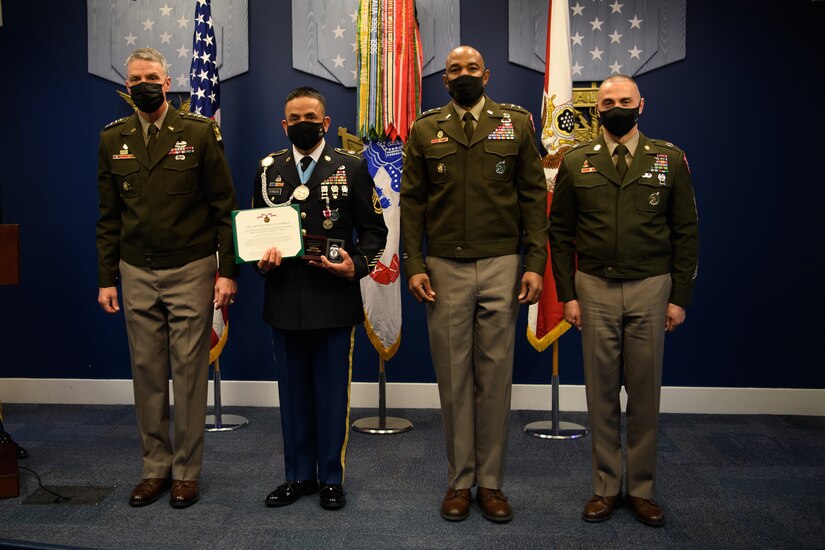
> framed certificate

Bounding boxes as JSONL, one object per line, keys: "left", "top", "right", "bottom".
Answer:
{"left": 232, "top": 205, "right": 304, "bottom": 263}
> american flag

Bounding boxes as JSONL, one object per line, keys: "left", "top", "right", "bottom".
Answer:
{"left": 189, "top": 0, "right": 220, "bottom": 121}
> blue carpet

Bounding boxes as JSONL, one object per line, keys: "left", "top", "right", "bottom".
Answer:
{"left": 0, "top": 405, "right": 823, "bottom": 549}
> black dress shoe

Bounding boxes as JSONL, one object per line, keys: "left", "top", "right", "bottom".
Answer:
{"left": 265, "top": 480, "right": 320, "bottom": 507}
{"left": 319, "top": 484, "right": 346, "bottom": 510}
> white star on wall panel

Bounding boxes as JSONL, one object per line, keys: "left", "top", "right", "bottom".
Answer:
{"left": 508, "top": 0, "right": 685, "bottom": 80}
{"left": 88, "top": 0, "right": 248, "bottom": 93}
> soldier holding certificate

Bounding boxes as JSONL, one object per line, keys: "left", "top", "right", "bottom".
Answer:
{"left": 253, "top": 87, "right": 387, "bottom": 510}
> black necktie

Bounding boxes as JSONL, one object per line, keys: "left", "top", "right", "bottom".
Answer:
{"left": 147, "top": 124, "right": 159, "bottom": 162}
{"left": 300, "top": 156, "right": 312, "bottom": 173}
{"left": 614, "top": 144, "right": 629, "bottom": 180}
{"left": 463, "top": 111, "right": 475, "bottom": 143}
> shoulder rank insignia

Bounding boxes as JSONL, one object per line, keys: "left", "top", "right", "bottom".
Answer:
{"left": 651, "top": 139, "right": 679, "bottom": 151}
{"left": 212, "top": 123, "right": 222, "bottom": 142}
{"left": 500, "top": 103, "right": 528, "bottom": 113}
{"left": 104, "top": 116, "right": 129, "bottom": 130}
{"left": 419, "top": 107, "right": 441, "bottom": 118}
{"left": 182, "top": 111, "right": 211, "bottom": 121}
{"left": 335, "top": 147, "right": 362, "bottom": 158}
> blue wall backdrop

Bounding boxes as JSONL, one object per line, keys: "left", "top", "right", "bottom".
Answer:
{"left": 0, "top": 1, "right": 823, "bottom": 389}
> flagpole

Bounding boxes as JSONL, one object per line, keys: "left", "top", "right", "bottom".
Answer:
{"left": 524, "top": 341, "right": 588, "bottom": 439}
{"left": 205, "top": 357, "right": 249, "bottom": 432}
{"left": 352, "top": 357, "right": 413, "bottom": 435}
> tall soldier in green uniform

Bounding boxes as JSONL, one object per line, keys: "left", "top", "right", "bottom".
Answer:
{"left": 549, "top": 75, "right": 699, "bottom": 527}
{"left": 96, "top": 48, "right": 238, "bottom": 509}
{"left": 401, "top": 46, "right": 548, "bottom": 523}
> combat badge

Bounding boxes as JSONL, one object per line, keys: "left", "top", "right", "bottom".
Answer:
{"left": 431, "top": 130, "right": 448, "bottom": 144}
{"left": 113, "top": 143, "right": 134, "bottom": 159}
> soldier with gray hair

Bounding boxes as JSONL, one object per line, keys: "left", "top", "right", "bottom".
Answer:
{"left": 96, "top": 47, "right": 238, "bottom": 509}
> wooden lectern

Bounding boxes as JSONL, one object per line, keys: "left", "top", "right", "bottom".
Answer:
{"left": 0, "top": 436, "right": 20, "bottom": 499}
{"left": 0, "top": 225, "right": 20, "bottom": 286}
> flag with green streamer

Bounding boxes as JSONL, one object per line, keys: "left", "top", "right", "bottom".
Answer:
{"left": 356, "top": 0, "right": 421, "bottom": 360}
{"left": 356, "top": 0, "right": 422, "bottom": 142}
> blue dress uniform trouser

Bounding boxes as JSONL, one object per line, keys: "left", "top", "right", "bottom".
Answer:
{"left": 272, "top": 327, "right": 355, "bottom": 485}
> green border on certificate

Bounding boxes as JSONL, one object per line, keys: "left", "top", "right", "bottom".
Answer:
{"left": 232, "top": 205, "right": 304, "bottom": 263}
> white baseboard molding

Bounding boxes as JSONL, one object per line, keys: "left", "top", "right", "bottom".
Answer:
{"left": 1, "top": 379, "right": 823, "bottom": 415}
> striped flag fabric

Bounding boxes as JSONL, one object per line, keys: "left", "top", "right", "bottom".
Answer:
{"left": 189, "top": 0, "right": 220, "bottom": 122}
{"left": 188, "top": 0, "right": 227, "bottom": 364}
{"left": 356, "top": 0, "right": 422, "bottom": 142}
{"left": 527, "top": 0, "right": 575, "bottom": 352}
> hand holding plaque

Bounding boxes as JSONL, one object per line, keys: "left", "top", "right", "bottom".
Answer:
{"left": 302, "top": 235, "right": 346, "bottom": 264}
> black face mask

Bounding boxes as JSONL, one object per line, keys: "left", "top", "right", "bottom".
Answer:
{"left": 287, "top": 121, "right": 325, "bottom": 150}
{"left": 446, "top": 74, "right": 485, "bottom": 107}
{"left": 129, "top": 82, "right": 165, "bottom": 114}
{"left": 598, "top": 106, "right": 640, "bottom": 138}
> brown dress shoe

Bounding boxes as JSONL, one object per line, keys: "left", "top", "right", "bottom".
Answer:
{"left": 440, "top": 488, "right": 471, "bottom": 521}
{"left": 129, "top": 478, "right": 172, "bottom": 507}
{"left": 476, "top": 487, "right": 512, "bottom": 523}
{"left": 582, "top": 494, "right": 621, "bottom": 522}
{"left": 627, "top": 495, "right": 665, "bottom": 527}
{"left": 170, "top": 480, "right": 199, "bottom": 509}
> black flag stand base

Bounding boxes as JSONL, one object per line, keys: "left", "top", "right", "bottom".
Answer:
{"left": 205, "top": 357, "right": 249, "bottom": 432}
{"left": 352, "top": 357, "right": 413, "bottom": 435}
{"left": 524, "top": 341, "right": 589, "bottom": 440}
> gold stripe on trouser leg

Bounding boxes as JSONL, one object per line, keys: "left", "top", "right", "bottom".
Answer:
{"left": 339, "top": 327, "right": 356, "bottom": 483}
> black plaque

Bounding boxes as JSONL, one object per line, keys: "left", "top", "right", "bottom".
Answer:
{"left": 302, "top": 234, "right": 326, "bottom": 260}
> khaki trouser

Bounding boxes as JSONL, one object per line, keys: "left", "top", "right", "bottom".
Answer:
{"left": 426, "top": 255, "right": 520, "bottom": 490}
{"left": 120, "top": 255, "right": 215, "bottom": 481}
{"left": 576, "top": 271, "right": 671, "bottom": 500}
